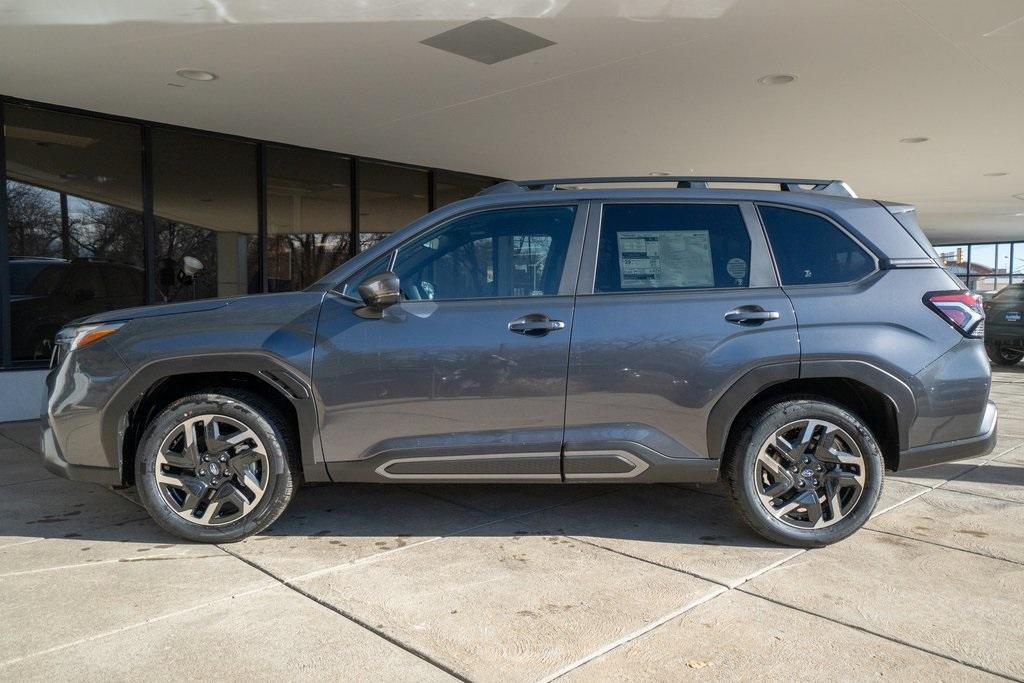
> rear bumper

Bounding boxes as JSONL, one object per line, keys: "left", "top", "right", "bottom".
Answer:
{"left": 897, "top": 400, "right": 997, "bottom": 470}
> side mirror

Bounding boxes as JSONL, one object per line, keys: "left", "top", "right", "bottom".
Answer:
{"left": 357, "top": 271, "right": 401, "bottom": 310}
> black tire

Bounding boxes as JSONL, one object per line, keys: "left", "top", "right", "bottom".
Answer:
{"left": 135, "top": 389, "right": 299, "bottom": 543}
{"left": 723, "top": 397, "right": 884, "bottom": 548}
{"left": 987, "top": 343, "right": 1023, "bottom": 366}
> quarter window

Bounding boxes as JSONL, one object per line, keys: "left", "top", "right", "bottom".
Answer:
{"left": 389, "top": 206, "right": 576, "bottom": 301}
{"left": 759, "top": 206, "right": 874, "bottom": 285}
{"left": 595, "top": 203, "right": 751, "bottom": 293}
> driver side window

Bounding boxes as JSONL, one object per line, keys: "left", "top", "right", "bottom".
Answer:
{"left": 390, "top": 205, "right": 576, "bottom": 301}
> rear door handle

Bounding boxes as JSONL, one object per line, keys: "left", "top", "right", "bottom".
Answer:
{"left": 508, "top": 314, "right": 566, "bottom": 336}
{"left": 724, "top": 306, "right": 781, "bottom": 324}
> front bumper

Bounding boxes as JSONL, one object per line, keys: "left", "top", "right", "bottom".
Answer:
{"left": 41, "top": 337, "right": 131, "bottom": 485}
{"left": 41, "top": 423, "right": 122, "bottom": 485}
{"left": 897, "top": 400, "right": 997, "bottom": 470}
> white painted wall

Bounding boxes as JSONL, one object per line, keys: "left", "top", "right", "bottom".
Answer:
{"left": 0, "top": 370, "right": 47, "bottom": 423}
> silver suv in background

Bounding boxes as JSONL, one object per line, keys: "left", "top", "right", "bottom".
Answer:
{"left": 41, "top": 177, "right": 996, "bottom": 547}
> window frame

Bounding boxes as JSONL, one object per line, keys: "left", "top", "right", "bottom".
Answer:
{"left": 754, "top": 202, "right": 880, "bottom": 288}
{"left": 338, "top": 200, "right": 589, "bottom": 303}
{"left": 577, "top": 200, "right": 777, "bottom": 296}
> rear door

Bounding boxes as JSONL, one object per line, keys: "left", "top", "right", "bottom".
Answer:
{"left": 563, "top": 201, "right": 799, "bottom": 479}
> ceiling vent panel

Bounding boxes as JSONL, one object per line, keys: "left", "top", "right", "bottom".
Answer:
{"left": 420, "top": 18, "right": 555, "bottom": 65}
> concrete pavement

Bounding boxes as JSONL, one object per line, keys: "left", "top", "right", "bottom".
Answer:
{"left": 2, "top": 366, "right": 1023, "bottom": 681}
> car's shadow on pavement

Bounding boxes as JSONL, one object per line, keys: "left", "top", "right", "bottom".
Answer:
{"left": 7, "top": 478, "right": 789, "bottom": 553}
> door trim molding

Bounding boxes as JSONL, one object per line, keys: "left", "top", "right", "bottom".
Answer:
{"left": 562, "top": 449, "right": 650, "bottom": 479}
{"left": 374, "top": 451, "right": 562, "bottom": 480}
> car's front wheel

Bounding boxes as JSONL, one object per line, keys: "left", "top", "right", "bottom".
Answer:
{"left": 135, "top": 389, "right": 299, "bottom": 543}
{"left": 723, "top": 398, "right": 884, "bottom": 548}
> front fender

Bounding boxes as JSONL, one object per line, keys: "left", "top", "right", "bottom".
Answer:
{"left": 100, "top": 353, "right": 327, "bottom": 483}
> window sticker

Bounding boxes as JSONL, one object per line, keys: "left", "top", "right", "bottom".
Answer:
{"left": 617, "top": 230, "right": 714, "bottom": 289}
{"left": 726, "top": 257, "right": 747, "bottom": 284}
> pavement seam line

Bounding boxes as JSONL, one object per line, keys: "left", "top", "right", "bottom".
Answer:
{"left": 0, "top": 580, "right": 279, "bottom": 668}
{"left": 395, "top": 484, "right": 492, "bottom": 514}
{"left": 0, "top": 553, "right": 223, "bottom": 579}
{"left": 739, "top": 588, "right": 1024, "bottom": 682}
{"left": 862, "top": 527, "right": 1024, "bottom": 568}
{"left": 935, "top": 486, "right": 1024, "bottom": 506}
{"left": 535, "top": 586, "right": 729, "bottom": 683}
{"left": 283, "top": 488, "right": 620, "bottom": 584}
{"left": 0, "top": 476, "right": 55, "bottom": 488}
{"left": 217, "top": 544, "right": 472, "bottom": 683}
{"left": 0, "top": 537, "right": 44, "bottom": 551}
{"left": 563, "top": 536, "right": 731, "bottom": 588}
{"left": 538, "top": 549, "right": 808, "bottom": 682}
{"left": 869, "top": 484, "right": 932, "bottom": 518}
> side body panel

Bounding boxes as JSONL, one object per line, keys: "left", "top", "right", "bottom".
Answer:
{"left": 764, "top": 202, "right": 992, "bottom": 451}
{"left": 44, "top": 291, "right": 327, "bottom": 481}
{"left": 563, "top": 201, "right": 800, "bottom": 479}
{"left": 314, "top": 294, "right": 575, "bottom": 481}
{"left": 313, "top": 202, "right": 588, "bottom": 482}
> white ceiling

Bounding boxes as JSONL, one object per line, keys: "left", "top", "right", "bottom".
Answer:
{"left": 1, "top": 0, "right": 1023, "bottom": 244}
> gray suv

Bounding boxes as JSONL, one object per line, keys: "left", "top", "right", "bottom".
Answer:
{"left": 41, "top": 177, "right": 997, "bottom": 547}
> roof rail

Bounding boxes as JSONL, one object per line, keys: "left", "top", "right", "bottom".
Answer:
{"left": 478, "top": 176, "right": 857, "bottom": 198}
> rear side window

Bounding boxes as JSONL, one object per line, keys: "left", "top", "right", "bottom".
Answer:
{"left": 759, "top": 206, "right": 875, "bottom": 285}
{"left": 595, "top": 203, "right": 751, "bottom": 292}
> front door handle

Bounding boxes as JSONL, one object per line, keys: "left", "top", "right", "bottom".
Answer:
{"left": 508, "top": 314, "right": 566, "bottom": 336}
{"left": 724, "top": 306, "right": 781, "bottom": 324}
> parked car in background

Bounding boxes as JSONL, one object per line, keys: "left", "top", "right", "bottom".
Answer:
{"left": 40, "top": 177, "right": 996, "bottom": 548}
{"left": 984, "top": 284, "right": 1024, "bottom": 366}
{"left": 10, "top": 257, "right": 144, "bottom": 361}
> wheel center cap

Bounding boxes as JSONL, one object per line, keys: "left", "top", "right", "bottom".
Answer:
{"left": 801, "top": 467, "right": 814, "bottom": 478}
{"left": 207, "top": 462, "right": 221, "bottom": 477}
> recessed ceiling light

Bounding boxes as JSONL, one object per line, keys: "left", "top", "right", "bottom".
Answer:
{"left": 757, "top": 73, "right": 797, "bottom": 86}
{"left": 899, "top": 136, "right": 929, "bottom": 144}
{"left": 984, "top": 172, "right": 1009, "bottom": 177}
{"left": 175, "top": 68, "right": 217, "bottom": 82}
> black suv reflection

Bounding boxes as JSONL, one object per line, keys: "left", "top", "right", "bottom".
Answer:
{"left": 10, "top": 257, "right": 144, "bottom": 361}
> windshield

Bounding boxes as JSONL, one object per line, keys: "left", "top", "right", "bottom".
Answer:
{"left": 9, "top": 261, "right": 67, "bottom": 296}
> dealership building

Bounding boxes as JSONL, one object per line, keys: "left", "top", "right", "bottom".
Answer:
{"left": 1, "top": 1, "right": 1023, "bottom": 422}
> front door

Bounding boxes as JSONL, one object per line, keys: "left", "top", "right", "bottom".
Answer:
{"left": 314, "top": 203, "right": 586, "bottom": 482}
{"left": 563, "top": 201, "right": 800, "bottom": 480}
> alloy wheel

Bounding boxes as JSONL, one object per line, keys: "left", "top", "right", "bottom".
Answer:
{"left": 154, "top": 414, "right": 270, "bottom": 526}
{"left": 753, "top": 418, "right": 866, "bottom": 529}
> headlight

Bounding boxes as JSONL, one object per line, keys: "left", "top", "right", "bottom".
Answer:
{"left": 53, "top": 323, "right": 124, "bottom": 365}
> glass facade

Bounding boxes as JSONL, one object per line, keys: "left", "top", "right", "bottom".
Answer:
{"left": 0, "top": 97, "right": 498, "bottom": 368}
{"left": 934, "top": 241, "right": 1024, "bottom": 295}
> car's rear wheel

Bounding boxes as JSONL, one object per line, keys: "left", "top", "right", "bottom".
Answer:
{"left": 135, "top": 389, "right": 299, "bottom": 543}
{"left": 724, "top": 398, "right": 884, "bottom": 548}
{"left": 987, "top": 343, "right": 1024, "bottom": 366}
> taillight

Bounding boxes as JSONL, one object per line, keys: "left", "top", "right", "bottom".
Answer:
{"left": 924, "top": 291, "right": 985, "bottom": 338}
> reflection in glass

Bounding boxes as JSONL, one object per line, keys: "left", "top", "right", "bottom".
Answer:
{"left": 266, "top": 146, "right": 351, "bottom": 291}
{"left": 153, "top": 130, "right": 258, "bottom": 302}
{"left": 4, "top": 104, "right": 144, "bottom": 360}
{"left": 935, "top": 244, "right": 969, "bottom": 282}
{"left": 391, "top": 206, "right": 575, "bottom": 300}
{"left": 1012, "top": 243, "right": 1024, "bottom": 277}
{"left": 435, "top": 172, "right": 494, "bottom": 208}
{"left": 358, "top": 161, "right": 427, "bottom": 251}
{"left": 968, "top": 244, "right": 995, "bottom": 277}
